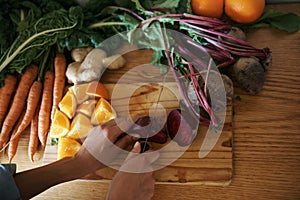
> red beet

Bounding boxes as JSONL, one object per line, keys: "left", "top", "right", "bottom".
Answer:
{"left": 129, "top": 116, "right": 168, "bottom": 144}
{"left": 167, "top": 109, "right": 197, "bottom": 146}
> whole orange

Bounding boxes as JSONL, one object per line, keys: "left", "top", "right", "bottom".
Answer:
{"left": 225, "top": 0, "right": 265, "bottom": 24}
{"left": 191, "top": 0, "right": 224, "bottom": 18}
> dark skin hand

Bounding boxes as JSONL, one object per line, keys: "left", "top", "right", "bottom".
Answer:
{"left": 13, "top": 117, "right": 140, "bottom": 200}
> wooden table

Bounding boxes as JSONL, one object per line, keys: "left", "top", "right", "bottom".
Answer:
{"left": 1, "top": 3, "right": 300, "bottom": 200}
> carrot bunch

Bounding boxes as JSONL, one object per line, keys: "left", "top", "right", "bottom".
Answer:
{"left": 0, "top": 52, "right": 67, "bottom": 162}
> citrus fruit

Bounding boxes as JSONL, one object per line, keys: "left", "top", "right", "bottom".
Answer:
{"left": 58, "top": 90, "right": 77, "bottom": 119}
{"left": 57, "top": 137, "right": 81, "bottom": 160}
{"left": 77, "top": 99, "right": 97, "bottom": 117}
{"left": 67, "top": 113, "right": 93, "bottom": 139}
{"left": 225, "top": 0, "right": 265, "bottom": 24}
{"left": 91, "top": 98, "right": 116, "bottom": 125}
{"left": 191, "top": 0, "right": 224, "bottom": 18}
{"left": 69, "top": 83, "right": 90, "bottom": 104}
{"left": 86, "top": 81, "right": 109, "bottom": 99}
{"left": 49, "top": 110, "right": 70, "bottom": 138}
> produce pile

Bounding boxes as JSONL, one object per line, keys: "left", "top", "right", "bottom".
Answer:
{"left": 0, "top": 0, "right": 299, "bottom": 161}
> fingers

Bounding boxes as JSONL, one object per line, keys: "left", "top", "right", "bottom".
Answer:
{"left": 100, "top": 116, "right": 141, "bottom": 142}
{"left": 114, "top": 134, "right": 138, "bottom": 150}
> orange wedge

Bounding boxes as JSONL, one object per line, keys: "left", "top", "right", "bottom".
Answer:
{"left": 86, "top": 81, "right": 109, "bottom": 99}
{"left": 67, "top": 113, "right": 93, "bottom": 139}
{"left": 69, "top": 83, "right": 90, "bottom": 104}
{"left": 91, "top": 98, "right": 116, "bottom": 125}
{"left": 57, "top": 137, "right": 81, "bottom": 160}
{"left": 49, "top": 110, "right": 70, "bottom": 138}
{"left": 58, "top": 90, "right": 77, "bottom": 119}
{"left": 77, "top": 99, "right": 97, "bottom": 117}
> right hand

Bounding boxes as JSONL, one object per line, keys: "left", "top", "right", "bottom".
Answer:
{"left": 106, "top": 142, "right": 159, "bottom": 200}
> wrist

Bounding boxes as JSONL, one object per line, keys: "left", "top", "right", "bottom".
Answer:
{"left": 73, "top": 147, "right": 106, "bottom": 175}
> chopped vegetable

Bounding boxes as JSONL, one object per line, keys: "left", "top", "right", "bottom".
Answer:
{"left": 167, "top": 109, "right": 197, "bottom": 146}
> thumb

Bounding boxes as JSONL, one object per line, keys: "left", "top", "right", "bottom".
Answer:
{"left": 131, "top": 141, "right": 141, "bottom": 154}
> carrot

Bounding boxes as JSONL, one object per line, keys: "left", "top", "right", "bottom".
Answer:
{"left": 51, "top": 53, "right": 67, "bottom": 120}
{"left": 7, "top": 109, "right": 26, "bottom": 163}
{"left": 0, "top": 74, "right": 18, "bottom": 128}
{"left": 0, "top": 64, "right": 38, "bottom": 148}
{"left": 28, "top": 105, "right": 40, "bottom": 162}
{"left": 38, "top": 70, "right": 55, "bottom": 147}
{"left": 16, "top": 81, "right": 42, "bottom": 135}
{"left": 4, "top": 81, "right": 42, "bottom": 161}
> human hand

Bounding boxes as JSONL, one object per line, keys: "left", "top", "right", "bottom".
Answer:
{"left": 106, "top": 142, "right": 159, "bottom": 200}
{"left": 74, "top": 116, "right": 140, "bottom": 173}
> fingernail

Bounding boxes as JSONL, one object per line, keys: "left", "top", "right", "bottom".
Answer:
{"left": 129, "top": 133, "right": 140, "bottom": 140}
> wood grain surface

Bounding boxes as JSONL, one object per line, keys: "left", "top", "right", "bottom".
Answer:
{"left": 0, "top": 3, "right": 299, "bottom": 200}
{"left": 43, "top": 83, "right": 233, "bottom": 185}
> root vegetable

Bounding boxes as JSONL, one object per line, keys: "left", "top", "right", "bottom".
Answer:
{"left": 67, "top": 48, "right": 107, "bottom": 83}
{"left": 0, "top": 64, "right": 38, "bottom": 148}
{"left": 39, "top": 70, "right": 55, "bottom": 147}
{"left": 66, "top": 62, "right": 81, "bottom": 84}
{"left": 51, "top": 53, "right": 67, "bottom": 120}
{"left": 221, "top": 74, "right": 234, "bottom": 104}
{"left": 0, "top": 74, "right": 18, "bottom": 128}
{"left": 233, "top": 56, "right": 266, "bottom": 94}
{"left": 29, "top": 105, "right": 39, "bottom": 162}
{"left": 167, "top": 109, "right": 197, "bottom": 147}
{"left": 103, "top": 54, "right": 126, "bottom": 70}
{"left": 225, "top": 27, "right": 247, "bottom": 42}
{"left": 71, "top": 47, "right": 93, "bottom": 62}
{"left": 80, "top": 48, "right": 107, "bottom": 70}
{"left": 129, "top": 116, "right": 168, "bottom": 144}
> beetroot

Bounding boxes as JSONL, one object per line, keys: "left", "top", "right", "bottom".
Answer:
{"left": 167, "top": 109, "right": 197, "bottom": 146}
{"left": 129, "top": 116, "right": 168, "bottom": 144}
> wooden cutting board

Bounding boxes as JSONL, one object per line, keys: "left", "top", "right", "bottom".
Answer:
{"left": 43, "top": 81, "right": 233, "bottom": 186}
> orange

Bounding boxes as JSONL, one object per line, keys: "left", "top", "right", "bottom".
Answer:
{"left": 225, "top": 0, "right": 265, "bottom": 24}
{"left": 191, "top": 0, "right": 224, "bottom": 18}
{"left": 91, "top": 98, "right": 116, "bottom": 125}
{"left": 86, "top": 81, "right": 109, "bottom": 99}
{"left": 49, "top": 110, "right": 70, "bottom": 138}
{"left": 69, "top": 83, "right": 90, "bottom": 104}
{"left": 77, "top": 99, "right": 97, "bottom": 117}
{"left": 67, "top": 113, "right": 93, "bottom": 139}
{"left": 58, "top": 90, "right": 77, "bottom": 119}
{"left": 57, "top": 137, "right": 81, "bottom": 160}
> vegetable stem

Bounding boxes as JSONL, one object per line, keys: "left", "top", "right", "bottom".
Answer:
{"left": 0, "top": 24, "right": 77, "bottom": 73}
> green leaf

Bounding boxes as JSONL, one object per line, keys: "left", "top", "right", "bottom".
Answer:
{"left": 236, "top": 9, "right": 300, "bottom": 33}
{"left": 50, "top": 138, "right": 58, "bottom": 146}
{"left": 177, "top": 0, "right": 192, "bottom": 14}
{"left": 0, "top": 6, "right": 84, "bottom": 75}
{"left": 151, "top": 0, "right": 180, "bottom": 10}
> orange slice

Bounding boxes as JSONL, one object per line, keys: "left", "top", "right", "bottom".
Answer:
{"left": 58, "top": 90, "right": 77, "bottom": 119}
{"left": 49, "top": 110, "right": 70, "bottom": 138}
{"left": 86, "top": 81, "right": 109, "bottom": 99}
{"left": 91, "top": 98, "right": 116, "bottom": 125}
{"left": 57, "top": 137, "right": 81, "bottom": 160}
{"left": 69, "top": 83, "right": 90, "bottom": 104}
{"left": 67, "top": 113, "right": 93, "bottom": 139}
{"left": 77, "top": 99, "right": 97, "bottom": 117}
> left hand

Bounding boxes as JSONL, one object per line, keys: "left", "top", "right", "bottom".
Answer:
{"left": 74, "top": 116, "right": 140, "bottom": 173}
